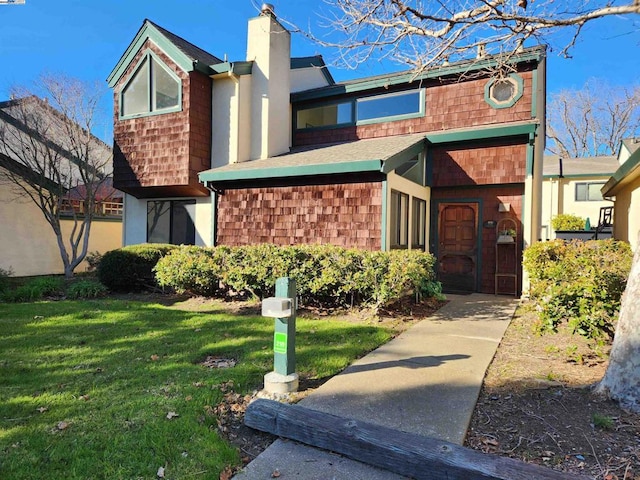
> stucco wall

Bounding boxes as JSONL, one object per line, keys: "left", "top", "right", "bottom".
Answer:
{"left": 541, "top": 176, "right": 613, "bottom": 240}
{"left": 613, "top": 175, "right": 640, "bottom": 251}
{"left": 386, "top": 172, "right": 430, "bottom": 251}
{"left": 122, "top": 193, "right": 212, "bottom": 247}
{"left": 0, "top": 183, "right": 122, "bottom": 277}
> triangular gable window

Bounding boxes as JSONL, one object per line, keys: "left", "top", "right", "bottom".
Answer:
{"left": 120, "top": 51, "right": 181, "bottom": 118}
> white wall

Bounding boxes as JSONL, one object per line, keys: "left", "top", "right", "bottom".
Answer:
{"left": 246, "top": 14, "right": 291, "bottom": 160}
{"left": 541, "top": 176, "right": 613, "bottom": 239}
{"left": 290, "top": 67, "right": 330, "bottom": 93}
{"left": 386, "top": 172, "right": 430, "bottom": 251}
{"left": 122, "top": 193, "right": 212, "bottom": 247}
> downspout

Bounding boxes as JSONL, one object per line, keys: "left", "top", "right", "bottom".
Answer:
{"left": 532, "top": 55, "right": 546, "bottom": 244}
{"left": 523, "top": 53, "right": 546, "bottom": 295}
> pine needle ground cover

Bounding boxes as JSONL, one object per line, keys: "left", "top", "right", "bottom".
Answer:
{"left": 0, "top": 298, "right": 392, "bottom": 479}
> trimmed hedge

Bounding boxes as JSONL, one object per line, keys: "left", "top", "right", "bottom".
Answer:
{"left": 523, "top": 239, "right": 632, "bottom": 340}
{"left": 154, "top": 244, "right": 441, "bottom": 309}
{"left": 551, "top": 214, "right": 586, "bottom": 232}
{"left": 97, "top": 244, "right": 177, "bottom": 292}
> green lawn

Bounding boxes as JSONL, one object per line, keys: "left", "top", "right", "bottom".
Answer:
{"left": 0, "top": 298, "right": 393, "bottom": 479}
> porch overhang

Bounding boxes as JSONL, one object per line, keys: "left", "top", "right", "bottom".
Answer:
{"left": 199, "top": 133, "right": 427, "bottom": 190}
{"left": 602, "top": 148, "right": 640, "bottom": 198}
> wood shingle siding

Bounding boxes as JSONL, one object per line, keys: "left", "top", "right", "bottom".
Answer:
{"left": 431, "top": 140, "right": 527, "bottom": 187}
{"left": 216, "top": 182, "right": 382, "bottom": 249}
{"left": 294, "top": 70, "right": 534, "bottom": 147}
{"left": 113, "top": 40, "right": 211, "bottom": 198}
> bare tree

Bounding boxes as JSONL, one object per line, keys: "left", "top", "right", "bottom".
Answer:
{"left": 0, "top": 75, "right": 113, "bottom": 279}
{"left": 547, "top": 79, "right": 640, "bottom": 158}
{"left": 292, "top": 1, "right": 640, "bottom": 74}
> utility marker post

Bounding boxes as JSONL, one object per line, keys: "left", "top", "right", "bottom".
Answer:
{"left": 261, "top": 277, "right": 298, "bottom": 393}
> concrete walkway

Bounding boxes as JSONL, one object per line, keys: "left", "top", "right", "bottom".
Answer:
{"left": 234, "top": 293, "right": 518, "bottom": 479}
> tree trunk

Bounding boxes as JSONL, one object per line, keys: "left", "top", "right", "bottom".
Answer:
{"left": 596, "top": 232, "right": 640, "bottom": 412}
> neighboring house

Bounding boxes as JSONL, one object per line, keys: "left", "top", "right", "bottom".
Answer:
{"left": 107, "top": 8, "right": 547, "bottom": 295}
{"left": 0, "top": 96, "right": 123, "bottom": 277}
{"left": 541, "top": 155, "right": 618, "bottom": 240}
{"left": 602, "top": 138, "right": 640, "bottom": 251}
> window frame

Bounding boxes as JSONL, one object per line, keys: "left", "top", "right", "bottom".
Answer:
{"left": 119, "top": 50, "right": 182, "bottom": 120}
{"left": 575, "top": 181, "right": 606, "bottom": 202}
{"left": 390, "top": 190, "right": 409, "bottom": 249}
{"left": 411, "top": 197, "right": 427, "bottom": 251}
{"left": 484, "top": 73, "right": 524, "bottom": 109}
{"left": 294, "top": 100, "right": 354, "bottom": 131}
{"left": 356, "top": 88, "right": 425, "bottom": 125}
{"left": 293, "top": 88, "right": 425, "bottom": 132}
{"left": 146, "top": 199, "right": 196, "bottom": 245}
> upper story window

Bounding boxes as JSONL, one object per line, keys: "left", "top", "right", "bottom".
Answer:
{"left": 296, "top": 102, "right": 352, "bottom": 129}
{"left": 484, "top": 73, "right": 524, "bottom": 109}
{"left": 120, "top": 51, "right": 181, "bottom": 119}
{"left": 575, "top": 182, "right": 605, "bottom": 202}
{"left": 356, "top": 89, "right": 424, "bottom": 125}
{"left": 294, "top": 88, "right": 425, "bottom": 131}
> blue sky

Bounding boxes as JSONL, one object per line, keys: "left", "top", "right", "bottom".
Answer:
{"left": 1, "top": 0, "right": 639, "bottom": 141}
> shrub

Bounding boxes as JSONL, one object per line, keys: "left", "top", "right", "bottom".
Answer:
{"left": 154, "top": 246, "right": 227, "bottom": 296}
{"left": 523, "top": 239, "right": 632, "bottom": 340}
{"left": 0, "top": 267, "right": 13, "bottom": 294}
{"left": 66, "top": 279, "right": 108, "bottom": 299}
{"left": 551, "top": 214, "right": 586, "bottom": 231}
{"left": 85, "top": 251, "right": 103, "bottom": 272}
{"left": 2, "top": 276, "right": 65, "bottom": 303}
{"left": 98, "top": 244, "right": 177, "bottom": 292}
{"left": 153, "top": 244, "right": 441, "bottom": 309}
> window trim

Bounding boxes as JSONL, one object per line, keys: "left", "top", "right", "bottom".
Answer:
{"left": 119, "top": 49, "right": 183, "bottom": 120}
{"left": 390, "top": 190, "right": 409, "bottom": 249}
{"left": 484, "top": 73, "right": 523, "bottom": 109}
{"left": 575, "top": 181, "right": 606, "bottom": 202}
{"left": 146, "top": 199, "right": 196, "bottom": 245}
{"left": 293, "top": 100, "right": 354, "bottom": 131}
{"left": 356, "top": 88, "right": 426, "bottom": 126}
{"left": 293, "top": 88, "right": 425, "bottom": 132}
{"left": 411, "top": 197, "right": 427, "bottom": 251}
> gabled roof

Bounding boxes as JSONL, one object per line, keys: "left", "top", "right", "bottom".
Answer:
{"left": 621, "top": 137, "right": 640, "bottom": 156}
{"left": 107, "top": 19, "right": 223, "bottom": 87}
{"left": 199, "top": 133, "right": 426, "bottom": 185}
{"left": 543, "top": 155, "right": 619, "bottom": 178}
{"left": 147, "top": 20, "right": 222, "bottom": 67}
{"left": 602, "top": 140, "right": 640, "bottom": 197}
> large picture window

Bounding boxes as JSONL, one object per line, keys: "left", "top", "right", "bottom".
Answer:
{"left": 390, "top": 190, "right": 409, "bottom": 249}
{"left": 121, "top": 52, "right": 181, "bottom": 118}
{"left": 575, "top": 182, "right": 605, "bottom": 202}
{"left": 147, "top": 200, "right": 195, "bottom": 245}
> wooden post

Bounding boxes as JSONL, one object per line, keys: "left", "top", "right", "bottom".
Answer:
{"left": 245, "top": 399, "right": 589, "bottom": 480}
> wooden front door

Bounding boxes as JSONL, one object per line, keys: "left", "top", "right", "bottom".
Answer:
{"left": 437, "top": 203, "right": 478, "bottom": 293}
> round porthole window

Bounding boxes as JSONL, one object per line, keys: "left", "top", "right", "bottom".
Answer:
{"left": 484, "top": 74, "right": 523, "bottom": 109}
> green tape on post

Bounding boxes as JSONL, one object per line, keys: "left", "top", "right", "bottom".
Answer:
{"left": 273, "top": 277, "right": 296, "bottom": 376}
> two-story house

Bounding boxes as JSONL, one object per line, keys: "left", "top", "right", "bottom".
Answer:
{"left": 107, "top": 6, "right": 546, "bottom": 295}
